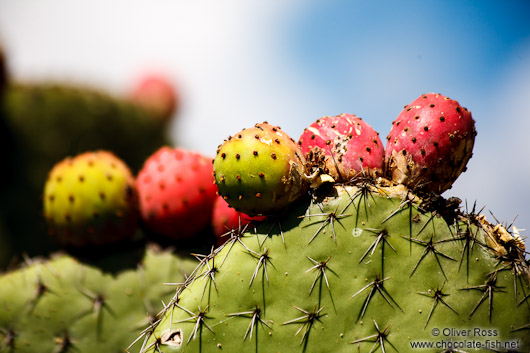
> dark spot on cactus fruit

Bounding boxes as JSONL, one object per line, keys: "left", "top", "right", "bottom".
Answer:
{"left": 411, "top": 137, "right": 417, "bottom": 143}
{"left": 402, "top": 150, "right": 407, "bottom": 156}
{"left": 161, "top": 329, "right": 183, "bottom": 347}
{"left": 449, "top": 134, "right": 455, "bottom": 140}
{"left": 271, "top": 153, "right": 277, "bottom": 160}
{"left": 106, "top": 174, "right": 113, "bottom": 181}
{"left": 275, "top": 138, "right": 280, "bottom": 144}
{"left": 406, "top": 107, "right": 411, "bottom": 111}
{"left": 110, "top": 162, "right": 117, "bottom": 169}
{"left": 256, "top": 193, "right": 261, "bottom": 198}
{"left": 366, "top": 147, "right": 371, "bottom": 152}
{"left": 236, "top": 154, "right": 240, "bottom": 160}
{"left": 433, "top": 141, "right": 439, "bottom": 147}
{"left": 99, "top": 192, "right": 106, "bottom": 200}
{"left": 272, "top": 126, "right": 278, "bottom": 132}
{"left": 430, "top": 104, "right": 435, "bottom": 108}
{"left": 386, "top": 135, "right": 391, "bottom": 140}
{"left": 56, "top": 176, "right": 62, "bottom": 183}
{"left": 159, "top": 182, "right": 166, "bottom": 190}
{"left": 65, "top": 214, "right": 71, "bottom": 222}
{"left": 68, "top": 195, "right": 75, "bottom": 203}
{"left": 253, "top": 151, "right": 258, "bottom": 156}
{"left": 162, "top": 203, "right": 169, "bottom": 211}
{"left": 78, "top": 175, "right": 85, "bottom": 182}
{"left": 404, "top": 127, "right": 409, "bottom": 132}
{"left": 456, "top": 107, "right": 461, "bottom": 113}
{"left": 440, "top": 116, "right": 445, "bottom": 122}
{"left": 373, "top": 139, "right": 378, "bottom": 145}
{"left": 298, "top": 141, "right": 302, "bottom": 145}
{"left": 415, "top": 115, "right": 420, "bottom": 120}
{"left": 326, "top": 140, "right": 332, "bottom": 145}
{"left": 424, "top": 126, "right": 429, "bottom": 131}
{"left": 331, "top": 124, "right": 336, "bottom": 128}
{"left": 259, "top": 172, "right": 265, "bottom": 178}
{"left": 236, "top": 175, "right": 242, "bottom": 182}
{"left": 238, "top": 134, "right": 242, "bottom": 138}
{"left": 311, "top": 134, "right": 316, "bottom": 140}
{"left": 182, "top": 199, "right": 189, "bottom": 206}
{"left": 88, "top": 160, "right": 94, "bottom": 167}
{"left": 221, "top": 153, "right": 226, "bottom": 159}
{"left": 404, "top": 105, "right": 408, "bottom": 109}
{"left": 255, "top": 134, "right": 260, "bottom": 139}
{"left": 49, "top": 195, "right": 55, "bottom": 202}
{"left": 198, "top": 186, "right": 206, "bottom": 193}
{"left": 175, "top": 175, "right": 183, "bottom": 182}
{"left": 360, "top": 157, "right": 364, "bottom": 162}
{"left": 420, "top": 149, "right": 426, "bottom": 156}
{"left": 220, "top": 176, "right": 225, "bottom": 183}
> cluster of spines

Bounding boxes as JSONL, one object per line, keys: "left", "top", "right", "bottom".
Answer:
{"left": 134, "top": 185, "right": 530, "bottom": 353}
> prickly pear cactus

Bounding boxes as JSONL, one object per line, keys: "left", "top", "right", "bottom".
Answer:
{"left": 43, "top": 150, "right": 139, "bottom": 247}
{"left": 0, "top": 81, "right": 172, "bottom": 262}
{"left": 0, "top": 246, "right": 197, "bottom": 353}
{"left": 213, "top": 122, "right": 307, "bottom": 216}
{"left": 136, "top": 184, "right": 530, "bottom": 352}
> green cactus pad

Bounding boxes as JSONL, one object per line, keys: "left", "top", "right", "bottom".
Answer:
{"left": 0, "top": 246, "right": 197, "bottom": 353}
{"left": 43, "top": 151, "right": 138, "bottom": 247}
{"left": 137, "top": 185, "right": 530, "bottom": 352}
{"left": 213, "top": 122, "right": 307, "bottom": 216}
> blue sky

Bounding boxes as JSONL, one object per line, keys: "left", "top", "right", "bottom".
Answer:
{"left": 0, "top": 0, "right": 529, "bottom": 247}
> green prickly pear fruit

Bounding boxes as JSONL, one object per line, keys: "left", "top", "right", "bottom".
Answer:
{"left": 213, "top": 122, "right": 308, "bottom": 216}
{"left": 43, "top": 150, "right": 138, "bottom": 247}
{"left": 0, "top": 245, "right": 198, "bottom": 353}
{"left": 136, "top": 185, "right": 530, "bottom": 353}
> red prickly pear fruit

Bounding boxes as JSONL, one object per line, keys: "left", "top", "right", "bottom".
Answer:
{"left": 129, "top": 74, "right": 178, "bottom": 123}
{"left": 137, "top": 147, "right": 217, "bottom": 239}
{"left": 211, "top": 195, "right": 265, "bottom": 244}
{"left": 43, "top": 151, "right": 139, "bottom": 247}
{"left": 385, "top": 93, "right": 476, "bottom": 194}
{"left": 298, "top": 113, "right": 384, "bottom": 181}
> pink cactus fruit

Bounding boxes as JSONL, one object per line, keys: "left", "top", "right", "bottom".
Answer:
{"left": 137, "top": 147, "right": 217, "bottom": 239}
{"left": 130, "top": 74, "right": 178, "bottom": 123}
{"left": 211, "top": 195, "right": 265, "bottom": 244}
{"left": 385, "top": 93, "right": 476, "bottom": 194}
{"left": 298, "top": 113, "right": 384, "bottom": 181}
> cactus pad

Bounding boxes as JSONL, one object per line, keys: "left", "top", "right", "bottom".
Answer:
{"left": 0, "top": 246, "right": 197, "bottom": 353}
{"left": 137, "top": 185, "right": 530, "bottom": 352}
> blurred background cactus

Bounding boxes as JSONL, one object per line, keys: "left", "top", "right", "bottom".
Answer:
{"left": 0, "top": 56, "right": 176, "bottom": 266}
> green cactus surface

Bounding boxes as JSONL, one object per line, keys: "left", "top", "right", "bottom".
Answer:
{"left": 0, "top": 246, "right": 197, "bottom": 353}
{"left": 213, "top": 122, "right": 307, "bottom": 216}
{"left": 137, "top": 184, "right": 530, "bottom": 353}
